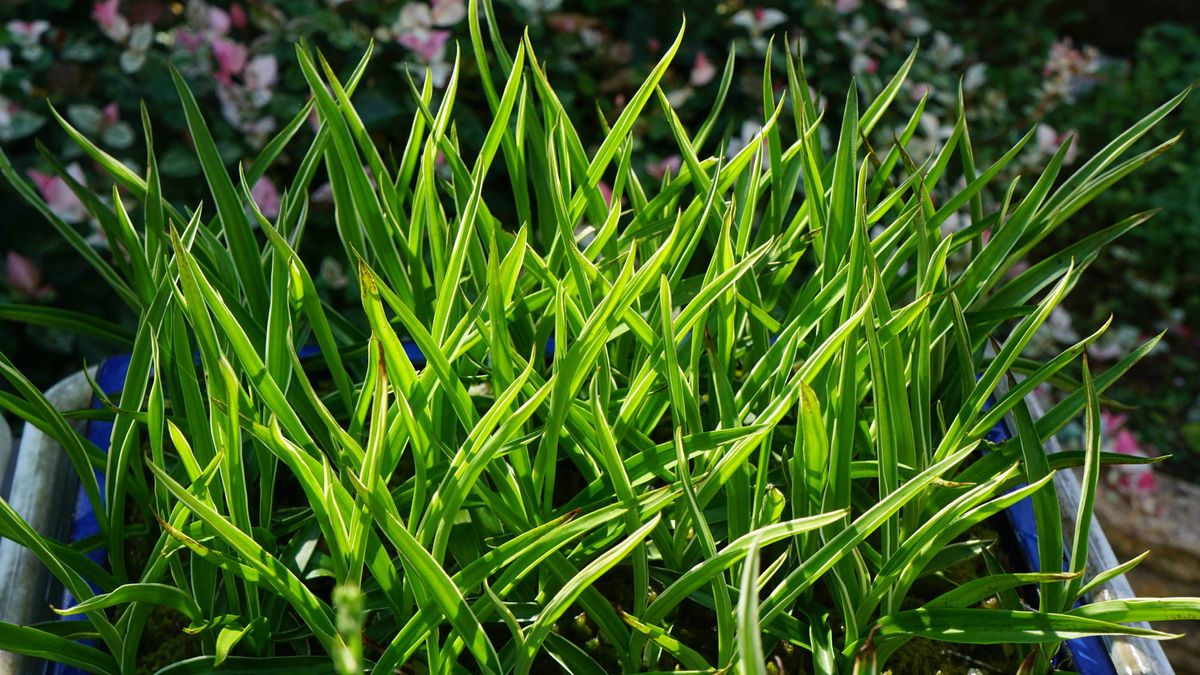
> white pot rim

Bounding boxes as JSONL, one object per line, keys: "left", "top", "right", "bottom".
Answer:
{"left": 0, "top": 368, "right": 95, "bottom": 675}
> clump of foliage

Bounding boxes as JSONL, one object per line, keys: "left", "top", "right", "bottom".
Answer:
{"left": 1, "top": 5, "right": 1198, "bottom": 673}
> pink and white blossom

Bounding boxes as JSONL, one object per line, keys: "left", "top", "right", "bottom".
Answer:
{"left": 394, "top": 0, "right": 464, "bottom": 76}
{"left": 5, "top": 252, "right": 53, "bottom": 300}
{"left": 175, "top": 28, "right": 205, "bottom": 52}
{"left": 251, "top": 176, "right": 281, "bottom": 219}
{"left": 1036, "top": 124, "right": 1080, "bottom": 164}
{"left": 397, "top": 30, "right": 452, "bottom": 63}
{"left": 690, "top": 51, "right": 715, "bottom": 87}
{"left": 731, "top": 8, "right": 787, "bottom": 34}
{"left": 119, "top": 23, "right": 154, "bottom": 73}
{"left": 93, "top": 0, "right": 131, "bottom": 42}
{"left": 646, "top": 155, "right": 682, "bottom": 180}
{"left": 7, "top": 20, "right": 51, "bottom": 60}
{"left": 243, "top": 54, "right": 278, "bottom": 106}
{"left": 27, "top": 164, "right": 89, "bottom": 224}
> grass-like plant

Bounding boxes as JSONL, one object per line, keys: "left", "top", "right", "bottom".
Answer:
{"left": 1, "top": 4, "right": 1198, "bottom": 673}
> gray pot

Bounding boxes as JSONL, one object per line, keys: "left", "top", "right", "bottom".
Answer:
{"left": 0, "top": 369, "right": 94, "bottom": 674}
{"left": 1014, "top": 391, "right": 1175, "bottom": 675}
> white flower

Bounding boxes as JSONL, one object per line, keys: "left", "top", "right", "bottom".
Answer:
{"left": 837, "top": 15, "right": 884, "bottom": 54}
{"left": 1036, "top": 124, "right": 1080, "bottom": 164}
{"left": 395, "top": 3, "right": 433, "bottom": 33}
{"left": 216, "top": 84, "right": 276, "bottom": 147}
{"left": 1029, "top": 306, "right": 1080, "bottom": 356}
{"left": 929, "top": 32, "right": 963, "bottom": 69}
{"left": 902, "top": 15, "right": 930, "bottom": 36}
{"left": 731, "top": 7, "right": 787, "bottom": 33}
{"left": 396, "top": 0, "right": 464, "bottom": 32}
{"left": 513, "top": 0, "right": 563, "bottom": 14}
{"left": 963, "top": 63, "right": 987, "bottom": 91}
{"left": 0, "top": 94, "right": 45, "bottom": 142}
{"left": 727, "top": 120, "right": 770, "bottom": 169}
{"left": 244, "top": 55, "right": 278, "bottom": 107}
{"left": 0, "top": 48, "right": 11, "bottom": 72}
{"left": 7, "top": 20, "right": 51, "bottom": 60}
{"left": 119, "top": 24, "right": 155, "bottom": 73}
{"left": 665, "top": 88, "right": 692, "bottom": 108}
{"left": 430, "top": 0, "right": 466, "bottom": 26}
{"left": 732, "top": 7, "right": 787, "bottom": 52}
{"left": 319, "top": 257, "right": 349, "bottom": 289}
{"left": 1089, "top": 324, "right": 1143, "bottom": 361}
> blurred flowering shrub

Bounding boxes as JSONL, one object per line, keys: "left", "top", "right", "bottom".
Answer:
{"left": 0, "top": 0, "right": 1197, "bottom": 483}
{"left": 0, "top": 0, "right": 1101, "bottom": 367}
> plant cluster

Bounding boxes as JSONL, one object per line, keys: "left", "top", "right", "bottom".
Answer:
{"left": 1, "top": 5, "right": 1199, "bottom": 675}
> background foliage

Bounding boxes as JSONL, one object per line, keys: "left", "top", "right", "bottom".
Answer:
{"left": 2, "top": 0, "right": 1199, "bottom": 486}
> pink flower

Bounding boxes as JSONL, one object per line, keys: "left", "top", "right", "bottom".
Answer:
{"left": 646, "top": 155, "right": 682, "bottom": 180}
{"left": 835, "top": 0, "right": 861, "bottom": 12}
{"left": 690, "top": 51, "right": 715, "bottom": 87}
{"left": 92, "top": 0, "right": 131, "bottom": 42}
{"left": 229, "top": 4, "right": 248, "bottom": 30}
{"left": 27, "top": 164, "right": 88, "bottom": 224}
{"left": 251, "top": 176, "right": 281, "bottom": 219}
{"left": 175, "top": 28, "right": 205, "bottom": 52}
{"left": 546, "top": 13, "right": 602, "bottom": 34}
{"left": 397, "top": 30, "right": 452, "bottom": 63}
{"left": 1102, "top": 411, "right": 1129, "bottom": 437}
{"left": 1108, "top": 428, "right": 1159, "bottom": 496}
{"left": 102, "top": 102, "right": 121, "bottom": 127}
{"left": 5, "top": 252, "right": 53, "bottom": 300}
{"left": 597, "top": 181, "right": 613, "bottom": 207}
{"left": 1112, "top": 428, "right": 1143, "bottom": 456}
{"left": 1101, "top": 410, "right": 1161, "bottom": 512}
{"left": 311, "top": 182, "right": 334, "bottom": 205}
{"left": 211, "top": 38, "right": 248, "bottom": 83}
